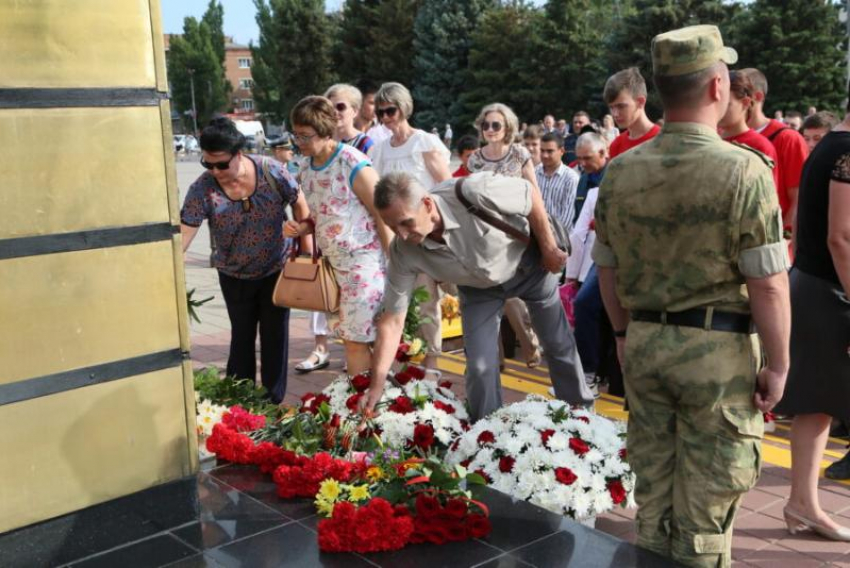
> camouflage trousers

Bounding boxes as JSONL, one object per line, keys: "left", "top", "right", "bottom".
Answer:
{"left": 624, "top": 321, "right": 764, "bottom": 568}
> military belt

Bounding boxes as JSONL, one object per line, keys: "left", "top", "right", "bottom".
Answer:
{"left": 631, "top": 308, "right": 753, "bottom": 334}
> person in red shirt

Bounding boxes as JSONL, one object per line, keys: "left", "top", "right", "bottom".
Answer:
{"left": 718, "top": 71, "right": 781, "bottom": 192}
{"left": 603, "top": 67, "right": 661, "bottom": 159}
{"left": 741, "top": 67, "right": 809, "bottom": 231}
{"left": 451, "top": 134, "right": 479, "bottom": 178}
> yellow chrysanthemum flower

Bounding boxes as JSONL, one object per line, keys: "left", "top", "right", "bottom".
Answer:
{"left": 315, "top": 498, "right": 335, "bottom": 517}
{"left": 348, "top": 485, "right": 370, "bottom": 502}
{"left": 318, "top": 479, "right": 341, "bottom": 501}
{"left": 366, "top": 466, "right": 384, "bottom": 482}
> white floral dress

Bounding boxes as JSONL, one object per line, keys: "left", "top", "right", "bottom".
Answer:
{"left": 300, "top": 143, "right": 386, "bottom": 342}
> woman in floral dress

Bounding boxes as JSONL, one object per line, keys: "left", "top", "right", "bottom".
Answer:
{"left": 284, "top": 96, "right": 392, "bottom": 376}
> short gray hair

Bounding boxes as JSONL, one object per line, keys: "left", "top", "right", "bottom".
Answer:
{"left": 475, "top": 103, "right": 519, "bottom": 145}
{"left": 374, "top": 171, "right": 428, "bottom": 210}
{"left": 375, "top": 82, "right": 414, "bottom": 120}
{"left": 576, "top": 132, "right": 607, "bottom": 153}
{"left": 324, "top": 83, "right": 362, "bottom": 112}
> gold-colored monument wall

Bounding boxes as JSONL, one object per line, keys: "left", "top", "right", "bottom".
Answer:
{"left": 0, "top": 0, "right": 196, "bottom": 534}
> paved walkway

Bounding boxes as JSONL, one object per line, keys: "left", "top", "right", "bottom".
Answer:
{"left": 178, "top": 161, "right": 850, "bottom": 567}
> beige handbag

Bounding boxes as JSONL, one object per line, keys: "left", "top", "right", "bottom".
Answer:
{"left": 272, "top": 246, "right": 340, "bottom": 313}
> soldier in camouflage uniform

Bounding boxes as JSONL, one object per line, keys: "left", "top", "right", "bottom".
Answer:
{"left": 592, "top": 26, "right": 792, "bottom": 568}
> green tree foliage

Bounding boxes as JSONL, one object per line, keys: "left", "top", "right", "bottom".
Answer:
{"left": 462, "top": 3, "right": 546, "bottom": 132}
{"left": 336, "top": 0, "right": 420, "bottom": 86}
{"left": 536, "top": 0, "right": 620, "bottom": 120}
{"left": 412, "top": 0, "right": 495, "bottom": 131}
{"left": 167, "top": 8, "right": 231, "bottom": 130}
{"left": 607, "top": 0, "right": 738, "bottom": 117}
{"left": 730, "top": 0, "right": 846, "bottom": 115}
{"left": 251, "top": 0, "right": 335, "bottom": 124}
{"left": 201, "top": 0, "right": 226, "bottom": 64}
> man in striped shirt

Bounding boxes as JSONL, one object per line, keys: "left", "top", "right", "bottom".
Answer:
{"left": 535, "top": 132, "right": 580, "bottom": 232}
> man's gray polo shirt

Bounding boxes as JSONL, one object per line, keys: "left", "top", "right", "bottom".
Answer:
{"left": 382, "top": 173, "right": 533, "bottom": 313}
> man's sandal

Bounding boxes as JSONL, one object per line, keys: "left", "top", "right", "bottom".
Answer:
{"left": 295, "top": 350, "right": 330, "bottom": 373}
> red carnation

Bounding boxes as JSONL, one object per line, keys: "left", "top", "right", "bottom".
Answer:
{"left": 461, "top": 420, "right": 470, "bottom": 432}
{"left": 445, "top": 498, "right": 468, "bottom": 520}
{"left": 460, "top": 458, "right": 472, "bottom": 468}
{"left": 345, "top": 393, "right": 363, "bottom": 412}
{"left": 477, "top": 431, "right": 496, "bottom": 446}
{"left": 395, "top": 343, "right": 411, "bottom": 362}
{"left": 351, "top": 373, "right": 371, "bottom": 392}
{"left": 413, "top": 423, "right": 435, "bottom": 449}
{"left": 541, "top": 429, "right": 555, "bottom": 447}
{"left": 467, "top": 513, "right": 492, "bottom": 538}
{"left": 301, "top": 392, "right": 330, "bottom": 414}
{"left": 569, "top": 437, "right": 590, "bottom": 456}
{"left": 415, "top": 494, "right": 441, "bottom": 518}
{"left": 555, "top": 467, "right": 578, "bottom": 485}
{"left": 433, "top": 400, "right": 456, "bottom": 414}
{"left": 576, "top": 416, "right": 590, "bottom": 424}
{"left": 608, "top": 480, "right": 627, "bottom": 504}
{"left": 499, "top": 456, "right": 516, "bottom": 473}
{"left": 395, "top": 371, "right": 413, "bottom": 386}
{"left": 619, "top": 448, "right": 628, "bottom": 460}
{"left": 329, "top": 413, "right": 341, "bottom": 428}
{"left": 439, "top": 380, "right": 453, "bottom": 389}
{"left": 388, "top": 396, "right": 415, "bottom": 414}
{"left": 407, "top": 365, "right": 426, "bottom": 380}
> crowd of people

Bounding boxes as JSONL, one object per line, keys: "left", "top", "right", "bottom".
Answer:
{"left": 179, "top": 23, "right": 850, "bottom": 568}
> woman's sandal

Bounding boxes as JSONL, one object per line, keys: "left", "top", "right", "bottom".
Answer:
{"left": 295, "top": 350, "right": 330, "bottom": 373}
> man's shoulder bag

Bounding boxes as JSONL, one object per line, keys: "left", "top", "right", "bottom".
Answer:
{"left": 272, "top": 243, "right": 340, "bottom": 314}
{"left": 453, "top": 178, "right": 570, "bottom": 254}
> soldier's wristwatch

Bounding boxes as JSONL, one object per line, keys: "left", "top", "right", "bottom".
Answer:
{"left": 614, "top": 329, "right": 627, "bottom": 338}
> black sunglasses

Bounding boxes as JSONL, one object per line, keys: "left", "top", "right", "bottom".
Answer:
{"left": 481, "top": 121, "right": 503, "bottom": 132}
{"left": 376, "top": 106, "right": 398, "bottom": 118}
{"left": 200, "top": 154, "right": 235, "bottom": 170}
{"left": 334, "top": 102, "right": 348, "bottom": 112}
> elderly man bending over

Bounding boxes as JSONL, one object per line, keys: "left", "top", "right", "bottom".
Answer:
{"left": 361, "top": 171, "right": 595, "bottom": 421}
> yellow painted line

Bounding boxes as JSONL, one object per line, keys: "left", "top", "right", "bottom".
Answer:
{"left": 772, "top": 421, "right": 850, "bottom": 447}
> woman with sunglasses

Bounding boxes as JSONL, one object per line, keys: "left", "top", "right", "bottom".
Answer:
{"left": 325, "top": 83, "right": 374, "bottom": 156}
{"left": 180, "top": 117, "right": 310, "bottom": 404}
{"left": 291, "top": 84, "right": 379, "bottom": 375}
{"left": 370, "top": 82, "right": 451, "bottom": 377}
{"left": 467, "top": 102, "right": 543, "bottom": 369}
{"left": 284, "top": 96, "right": 392, "bottom": 380}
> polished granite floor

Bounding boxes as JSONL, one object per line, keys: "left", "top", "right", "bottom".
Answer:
{"left": 0, "top": 461, "right": 679, "bottom": 568}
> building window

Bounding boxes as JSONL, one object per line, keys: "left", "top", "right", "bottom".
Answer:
{"left": 241, "top": 99, "right": 254, "bottom": 110}
{"left": 239, "top": 78, "right": 254, "bottom": 90}
{"left": 238, "top": 58, "right": 251, "bottom": 68}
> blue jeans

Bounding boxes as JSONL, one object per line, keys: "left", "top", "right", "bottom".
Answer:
{"left": 574, "top": 264, "right": 603, "bottom": 374}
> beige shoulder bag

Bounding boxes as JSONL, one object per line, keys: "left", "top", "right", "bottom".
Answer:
{"left": 273, "top": 237, "right": 340, "bottom": 313}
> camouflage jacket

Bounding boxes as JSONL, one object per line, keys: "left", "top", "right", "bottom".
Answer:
{"left": 592, "top": 122, "right": 788, "bottom": 313}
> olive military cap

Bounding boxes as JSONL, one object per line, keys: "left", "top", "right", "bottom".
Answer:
{"left": 652, "top": 25, "right": 738, "bottom": 77}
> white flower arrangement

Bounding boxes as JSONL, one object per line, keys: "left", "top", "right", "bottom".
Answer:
{"left": 320, "top": 372, "right": 470, "bottom": 454}
{"left": 196, "top": 397, "right": 228, "bottom": 438}
{"left": 446, "top": 395, "right": 635, "bottom": 520}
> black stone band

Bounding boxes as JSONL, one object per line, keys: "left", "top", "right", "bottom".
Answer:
{"left": 0, "top": 88, "right": 167, "bottom": 108}
{"left": 0, "top": 349, "right": 186, "bottom": 406}
{"left": 0, "top": 223, "right": 179, "bottom": 260}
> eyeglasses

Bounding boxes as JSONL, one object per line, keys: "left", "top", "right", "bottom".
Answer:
{"left": 481, "top": 121, "right": 503, "bottom": 132}
{"left": 334, "top": 102, "right": 349, "bottom": 112}
{"left": 376, "top": 106, "right": 398, "bottom": 119}
{"left": 200, "top": 154, "right": 235, "bottom": 170}
{"left": 292, "top": 132, "right": 318, "bottom": 144}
